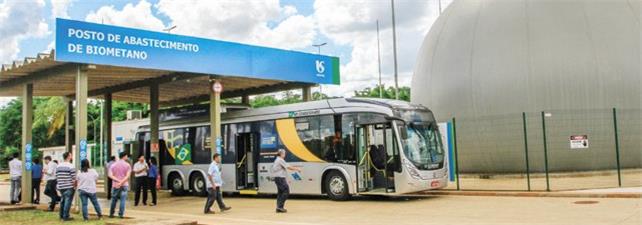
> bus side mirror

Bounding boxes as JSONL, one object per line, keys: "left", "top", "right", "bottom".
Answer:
{"left": 399, "top": 128, "right": 408, "bottom": 140}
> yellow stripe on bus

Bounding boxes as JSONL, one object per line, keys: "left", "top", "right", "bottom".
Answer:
{"left": 275, "top": 119, "right": 326, "bottom": 163}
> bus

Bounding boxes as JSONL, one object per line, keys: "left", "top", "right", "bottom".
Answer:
{"left": 134, "top": 98, "right": 447, "bottom": 200}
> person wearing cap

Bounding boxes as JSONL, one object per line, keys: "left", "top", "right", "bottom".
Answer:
{"left": 271, "top": 149, "right": 302, "bottom": 213}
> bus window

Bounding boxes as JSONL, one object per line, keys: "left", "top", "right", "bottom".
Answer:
{"left": 225, "top": 124, "right": 238, "bottom": 164}
{"left": 192, "top": 127, "right": 210, "bottom": 164}
{"left": 162, "top": 128, "right": 189, "bottom": 165}
{"left": 341, "top": 114, "right": 357, "bottom": 163}
{"left": 259, "top": 121, "right": 278, "bottom": 151}
{"left": 294, "top": 115, "right": 336, "bottom": 162}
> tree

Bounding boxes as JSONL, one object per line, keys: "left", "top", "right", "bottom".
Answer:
{"left": 111, "top": 100, "right": 148, "bottom": 121}
{"left": 354, "top": 85, "right": 410, "bottom": 101}
{"left": 0, "top": 99, "right": 22, "bottom": 150}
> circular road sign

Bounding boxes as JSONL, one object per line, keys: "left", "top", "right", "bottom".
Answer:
{"left": 212, "top": 81, "right": 223, "bottom": 93}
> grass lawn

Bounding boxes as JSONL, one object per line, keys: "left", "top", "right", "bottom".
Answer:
{"left": 0, "top": 210, "right": 121, "bottom": 225}
{"left": 0, "top": 173, "right": 9, "bottom": 181}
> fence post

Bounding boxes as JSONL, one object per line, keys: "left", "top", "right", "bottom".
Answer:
{"left": 522, "top": 112, "right": 531, "bottom": 191}
{"left": 453, "top": 117, "right": 460, "bottom": 191}
{"left": 541, "top": 111, "right": 550, "bottom": 191}
{"left": 613, "top": 108, "right": 622, "bottom": 187}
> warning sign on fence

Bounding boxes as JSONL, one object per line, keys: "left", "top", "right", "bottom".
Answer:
{"left": 570, "top": 135, "right": 589, "bottom": 149}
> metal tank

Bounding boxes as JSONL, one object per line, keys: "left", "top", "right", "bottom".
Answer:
{"left": 411, "top": 0, "right": 641, "bottom": 173}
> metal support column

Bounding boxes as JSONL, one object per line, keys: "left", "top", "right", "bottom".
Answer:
{"left": 75, "top": 66, "right": 89, "bottom": 209}
{"left": 541, "top": 111, "right": 550, "bottom": 191}
{"left": 613, "top": 108, "right": 622, "bottom": 187}
{"left": 210, "top": 80, "right": 222, "bottom": 158}
{"left": 241, "top": 95, "right": 250, "bottom": 105}
{"left": 452, "top": 117, "right": 460, "bottom": 190}
{"left": 103, "top": 93, "right": 112, "bottom": 195}
{"left": 302, "top": 86, "right": 312, "bottom": 102}
{"left": 522, "top": 112, "right": 531, "bottom": 191}
{"left": 64, "top": 97, "right": 73, "bottom": 154}
{"left": 150, "top": 84, "right": 159, "bottom": 159}
{"left": 21, "top": 83, "right": 33, "bottom": 204}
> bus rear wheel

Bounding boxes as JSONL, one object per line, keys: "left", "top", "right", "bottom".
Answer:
{"left": 190, "top": 174, "right": 208, "bottom": 197}
{"left": 324, "top": 171, "right": 350, "bottom": 201}
{"left": 169, "top": 173, "right": 186, "bottom": 196}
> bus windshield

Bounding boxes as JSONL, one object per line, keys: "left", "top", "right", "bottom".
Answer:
{"left": 399, "top": 121, "right": 445, "bottom": 170}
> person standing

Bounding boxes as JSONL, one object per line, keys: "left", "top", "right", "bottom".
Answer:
{"left": 31, "top": 158, "right": 42, "bottom": 204}
{"left": 271, "top": 149, "right": 301, "bottom": 213}
{"left": 106, "top": 156, "right": 116, "bottom": 200}
{"left": 9, "top": 152, "right": 22, "bottom": 204}
{"left": 204, "top": 153, "right": 231, "bottom": 214}
{"left": 77, "top": 159, "right": 103, "bottom": 221}
{"left": 146, "top": 157, "right": 159, "bottom": 206}
{"left": 133, "top": 155, "right": 148, "bottom": 206}
{"left": 109, "top": 152, "right": 132, "bottom": 219}
{"left": 43, "top": 156, "right": 60, "bottom": 211}
{"left": 56, "top": 152, "right": 76, "bottom": 221}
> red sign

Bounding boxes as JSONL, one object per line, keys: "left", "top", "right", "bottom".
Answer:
{"left": 212, "top": 81, "right": 223, "bottom": 93}
{"left": 151, "top": 143, "right": 159, "bottom": 153}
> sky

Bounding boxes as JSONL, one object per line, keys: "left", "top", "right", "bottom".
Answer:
{"left": 0, "top": 0, "right": 453, "bottom": 107}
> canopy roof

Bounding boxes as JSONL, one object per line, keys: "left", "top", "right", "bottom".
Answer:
{"left": 0, "top": 50, "right": 312, "bottom": 106}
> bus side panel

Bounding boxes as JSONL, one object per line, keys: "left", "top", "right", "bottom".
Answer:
{"left": 257, "top": 162, "right": 356, "bottom": 195}
{"left": 220, "top": 163, "right": 237, "bottom": 193}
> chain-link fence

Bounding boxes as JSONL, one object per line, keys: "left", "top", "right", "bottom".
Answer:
{"left": 443, "top": 108, "right": 641, "bottom": 191}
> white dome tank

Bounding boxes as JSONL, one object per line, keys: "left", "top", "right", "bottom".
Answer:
{"left": 411, "top": 0, "right": 640, "bottom": 173}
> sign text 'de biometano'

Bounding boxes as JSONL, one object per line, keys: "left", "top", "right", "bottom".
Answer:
{"left": 55, "top": 18, "right": 340, "bottom": 85}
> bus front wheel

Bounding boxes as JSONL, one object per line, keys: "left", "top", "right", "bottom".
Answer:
{"left": 324, "top": 171, "right": 350, "bottom": 201}
{"left": 169, "top": 174, "right": 186, "bottom": 196}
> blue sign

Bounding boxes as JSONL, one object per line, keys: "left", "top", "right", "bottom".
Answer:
{"left": 80, "top": 139, "right": 87, "bottom": 160}
{"left": 215, "top": 137, "right": 222, "bottom": 155}
{"left": 55, "top": 18, "right": 340, "bottom": 84}
{"left": 25, "top": 144, "right": 32, "bottom": 171}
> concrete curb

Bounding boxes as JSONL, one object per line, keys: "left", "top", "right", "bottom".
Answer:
{"left": 0, "top": 202, "right": 37, "bottom": 211}
{"left": 420, "top": 191, "right": 642, "bottom": 199}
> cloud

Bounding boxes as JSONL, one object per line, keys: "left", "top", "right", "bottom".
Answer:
{"left": 0, "top": 0, "right": 49, "bottom": 64}
{"left": 156, "top": 0, "right": 316, "bottom": 50}
{"left": 314, "top": 0, "right": 452, "bottom": 97}
{"left": 50, "top": 0, "right": 73, "bottom": 19}
{"left": 85, "top": 0, "right": 165, "bottom": 31}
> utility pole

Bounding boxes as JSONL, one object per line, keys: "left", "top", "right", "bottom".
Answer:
{"left": 312, "top": 42, "right": 327, "bottom": 97}
{"left": 391, "top": 0, "right": 400, "bottom": 100}
{"left": 376, "top": 20, "right": 383, "bottom": 99}
{"left": 438, "top": 0, "right": 442, "bottom": 15}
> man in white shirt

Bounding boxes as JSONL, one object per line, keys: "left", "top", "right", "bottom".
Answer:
{"left": 43, "top": 156, "right": 60, "bottom": 211}
{"left": 203, "top": 153, "right": 231, "bottom": 214}
{"left": 132, "top": 155, "right": 148, "bottom": 206}
{"left": 9, "top": 152, "right": 22, "bottom": 204}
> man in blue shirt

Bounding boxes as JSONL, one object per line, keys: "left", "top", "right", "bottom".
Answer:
{"left": 31, "top": 158, "right": 43, "bottom": 204}
{"left": 203, "top": 153, "right": 231, "bottom": 214}
{"left": 146, "top": 157, "right": 159, "bottom": 206}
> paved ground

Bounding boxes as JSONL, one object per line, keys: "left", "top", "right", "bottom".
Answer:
{"left": 1, "top": 183, "right": 640, "bottom": 225}
{"left": 445, "top": 169, "right": 642, "bottom": 191}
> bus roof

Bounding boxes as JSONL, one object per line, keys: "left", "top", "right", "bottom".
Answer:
{"left": 138, "top": 98, "right": 430, "bottom": 130}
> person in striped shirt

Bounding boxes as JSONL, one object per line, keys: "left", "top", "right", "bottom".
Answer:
{"left": 56, "top": 152, "right": 76, "bottom": 221}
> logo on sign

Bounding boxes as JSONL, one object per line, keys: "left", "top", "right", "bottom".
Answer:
{"left": 80, "top": 139, "right": 87, "bottom": 160}
{"left": 25, "top": 143, "right": 32, "bottom": 171}
{"left": 315, "top": 60, "right": 325, "bottom": 77}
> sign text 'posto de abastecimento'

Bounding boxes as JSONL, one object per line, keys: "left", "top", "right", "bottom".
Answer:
{"left": 66, "top": 28, "right": 200, "bottom": 60}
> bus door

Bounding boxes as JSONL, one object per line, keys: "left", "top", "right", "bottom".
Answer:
{"left": 356, "top": 123, "right": 397, "bottom": 193}
{"left": 236, "top": 132, "right": 259, "bottom": 190}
